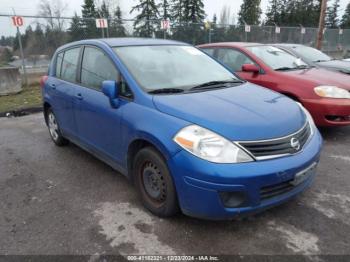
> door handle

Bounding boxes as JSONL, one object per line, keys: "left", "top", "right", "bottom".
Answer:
{"left": 50, "top": 83, "right": 56, "bottom": 90}
{"left": 76, "top": 93, "right": 83, "bottom": 100}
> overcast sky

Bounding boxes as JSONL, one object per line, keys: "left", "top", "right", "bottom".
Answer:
{"left": 0, "top": 0, "right": 348, "bottom": 36}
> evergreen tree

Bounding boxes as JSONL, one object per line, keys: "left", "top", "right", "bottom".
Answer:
{"left": 130, "top": 0, "right": 160, "bottom": 37}
{"left": 171, "top": 0, "right": 185, "bottom": 24}
{"left": 265, "top": 0, "right": 284, "bottom": 25}
{"left": 69, "top": 13, "right": 84, "bottom": 41}
{"left": 81, "top": 0, "right": 99, "bottom": 38}
{"left": 182, "top": 0, "right": 205, "bottom": 23}
{"left": 238, "top": 0, "right": 262, "bottom": 25}
{"left": 341, "top": 2, "right": 350, "bottom": 28}
{"left": 98, "top": 1, "right": 110, "bottom": 19}
{"left": 162, "top": 0, "right": 170, "bottom": 19}
{"left": 170, "top": 0, "right": 206, "bottom": 44}
{"left": 111, "top": 6, "right": 127, "bottom": 37}
{"left": 0, "top": 36, "right": 15, "bottom": 46}
{"left": 264, "top": 0, "right": 323, "bottom": 27}
{"left": 326, "top": 0, "right": 340, "bottom": 28}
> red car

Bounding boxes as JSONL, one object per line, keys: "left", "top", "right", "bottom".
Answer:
{"left": 197, "top": 42, "right": 350, "bottom": 127}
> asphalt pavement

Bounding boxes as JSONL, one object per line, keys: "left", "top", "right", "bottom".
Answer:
{"left": 0, "top": 113, "right": 349, "bottom": 260}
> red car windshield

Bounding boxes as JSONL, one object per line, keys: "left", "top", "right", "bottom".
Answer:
{"left": 247, "top": 45, "right": 309, "bottom": 71}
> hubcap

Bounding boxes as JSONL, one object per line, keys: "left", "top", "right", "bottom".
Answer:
{"left": 48, "top": 112, "right": 59, "bottom": 141}
{"left": 142, "top": 162, "right": 166, "bottom": 202}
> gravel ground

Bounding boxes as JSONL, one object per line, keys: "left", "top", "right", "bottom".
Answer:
{"left": 0, "top": 113, "right": 349, "bottom": 261}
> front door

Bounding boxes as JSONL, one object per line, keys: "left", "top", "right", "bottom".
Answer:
{"left": 73, "top": 46, "right": 126, "bottom": 164}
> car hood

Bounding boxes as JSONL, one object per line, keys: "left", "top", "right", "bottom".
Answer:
{"left": 316, "top": 60, "right": 350, "bottom": 74}
{"left": 153, "top": 83, "right": 306, "bottom": 141}
{"left": 282, "top": 68, "right": 350, "bottom": 90}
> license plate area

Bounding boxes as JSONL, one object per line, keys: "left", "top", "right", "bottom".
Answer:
{"left": 291, "top": 162, "right": 317, "bottom": 186}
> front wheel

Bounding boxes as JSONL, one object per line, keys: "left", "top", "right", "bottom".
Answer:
{"left": 46, "top": 108, "right": 69, "bottom": 146}
{"left": 133, "top": 147, "right": 179, "bottom": 217}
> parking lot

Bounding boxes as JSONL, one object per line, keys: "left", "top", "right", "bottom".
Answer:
{"left": 0, "top": 113, "right": 349, "bottom": 259}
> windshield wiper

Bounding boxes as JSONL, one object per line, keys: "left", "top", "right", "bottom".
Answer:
{"left": 189, "top": 80, "right": 244, "bottom": 91}
{"left": 295, "top": 65, "right": 310, "bottom": 69}
{"left": 275, "top": 67, "right": 294, "bottom": 71}
{"left": 148, "top": 88, "right": 185, "bottom": 94}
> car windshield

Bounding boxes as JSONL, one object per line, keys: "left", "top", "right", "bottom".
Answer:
{"left": 246, "top": 45, "right": 309, "bottom": 71}
{"left": 292, "top": 45, "right": 332, "bottom": 62}
{"left": 113, "top": 45, "right": 240, "bottom": 92}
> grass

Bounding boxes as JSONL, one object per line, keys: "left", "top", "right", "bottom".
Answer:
{"left": 0, "top": 84, "right": 42, "bottom": 112}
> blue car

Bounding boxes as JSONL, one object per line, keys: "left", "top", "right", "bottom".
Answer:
{"left": 41, "top": 38, "right": 323, "bottom": 220}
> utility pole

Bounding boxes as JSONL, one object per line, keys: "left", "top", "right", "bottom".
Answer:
{"left": 12, "top": 8, "right": 27, "bottom": 87}
{"left": 316, "top": 0, "right": 327, "bottom": 50}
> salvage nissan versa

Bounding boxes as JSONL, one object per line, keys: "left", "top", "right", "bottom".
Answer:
{"left": 41, "top": 38, "right": 323, "bottom": 220}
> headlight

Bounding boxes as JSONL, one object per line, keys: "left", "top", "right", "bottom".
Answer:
{"left": 297, "top": 102, "right": 315, "bottom": 136}
{"left": 314, "top": 86, "right": 350, "bottom": 99}
{"left": 173, "top": 125, "right": 254, "bottom": 163}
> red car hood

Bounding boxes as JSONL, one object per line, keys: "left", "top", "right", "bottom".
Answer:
{"left": 281, "top": 68, "right": 350, "bottom": 90}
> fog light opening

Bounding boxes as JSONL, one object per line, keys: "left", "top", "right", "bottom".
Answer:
{"left": 219, "top": 191, "right": 247, "bottom": 208}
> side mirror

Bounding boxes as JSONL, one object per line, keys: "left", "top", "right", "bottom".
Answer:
{"left": 102, "top": 80, "right": 119, "bottom": 108}
{"left": 242, "top": 64, "right": 260, "bottom": 73}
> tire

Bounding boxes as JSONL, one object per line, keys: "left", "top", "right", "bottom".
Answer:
{"left": 133, "top": 147, "right": 179, "bottom": 217}
{"left": 46, "top": 108, "right": 69, "bottom": 146}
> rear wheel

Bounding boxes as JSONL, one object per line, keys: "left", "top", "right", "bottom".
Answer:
{"left": 133, "top": 147, "right": 179, "bottom": 217}
{"left": 46, "top": 108, "right": 69, "bottom": 146}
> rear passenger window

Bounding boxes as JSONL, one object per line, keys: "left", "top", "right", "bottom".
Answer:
{"left": 61, "top": 47, "right": 80, "bottom": 82}
{"left": 55, "top": 52, "right": 63, "bottom": 77}
{"left": 81, "top": 47, "right": 119, "bottom": 90}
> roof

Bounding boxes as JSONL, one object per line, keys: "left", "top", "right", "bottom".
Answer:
{"left": 59, "top": 38, "right": 189, "bottom": 50}
{"left": 101, "top": 37, "right": 188, "bottom": 47}
{"left": 197, "top": 42, "right": 263, "bottom": 48}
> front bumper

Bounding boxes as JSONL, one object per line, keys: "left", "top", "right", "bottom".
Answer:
{"left": 302, "top": 98, "right": 350, "bottom": 126}
{"left": 168, "top": 128, "right": 323, "bottom": 220}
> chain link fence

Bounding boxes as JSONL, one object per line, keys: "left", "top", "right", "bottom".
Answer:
{"left": 1, "top": 14, "right": 350, "bottom": 83}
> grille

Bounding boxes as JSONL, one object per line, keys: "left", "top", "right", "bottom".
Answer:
{"left": 260, "top": 180, "right": 295, "bottom": 200}
{"left": 238, "top": 122, "right": 311, "bottom": 160}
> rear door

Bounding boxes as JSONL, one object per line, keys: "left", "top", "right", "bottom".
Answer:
{"left": 73, "top": 45, "right": 131, "bottom": 163}
{"left": 47, "top": 46, "right": 82, "bottom": 137}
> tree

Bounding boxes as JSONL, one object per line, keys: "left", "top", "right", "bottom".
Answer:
{"left": 326, "top": 0, "right": 340, "bottom": 28}
{"left": 68, "top": 13, "right": 84, "bottom": 41}
{"left": 162, "top": 0, "right": 170, "bottom": 19}
{"left": 0, "top": 48, "right": 13, "bottom": 64}
{"left": 110, "top": 6, "right": 127, "bottom": 37}
{"left": 98, "top": 1, "right": 110, "bottom": 19}
{"left": 38, "top": 0, "right": 67, "bottom": 31}
{"left": 182, "top": 0, "right": 206, "bottom": 23}
{"left": 171, "top": 0, "right": 185, "bottom": 24}
{"left": 130, "top": 0, "right": 160, "bottom": 37}
{"left": 238, "top": 0, "right": 262, "bottom": 25}
{"left": 341, "top": 2, "right": 350, "bottom": 28}
{"left": 81, "top": 0, "right": 99, "bottom": 38}
{"left": 0, "top": 36, "right": 15, "bottom": 46}
{"left": 264, "top": 0, "right": 323, "bottom": 27}
{"left": 265, "top": 0, "right": 285, "bottom": 25}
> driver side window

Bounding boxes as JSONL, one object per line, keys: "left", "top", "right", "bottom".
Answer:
{"left": 80, "top": 46, "right": 133, "bottom": 99}
{"left": 216, "top": 48, "right": 254, "bottom": 72}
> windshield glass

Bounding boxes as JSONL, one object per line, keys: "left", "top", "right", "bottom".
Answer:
{"left": 292, "top": 45, "right": 332, "bottom": 62}
{"left": 246, "top": 45, "right": 308, "bottom": 70}
{"left": 113, "top": 45, "right": 239, "bottom": 92}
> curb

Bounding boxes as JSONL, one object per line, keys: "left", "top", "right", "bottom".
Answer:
{"left": 0, "top": 106, "right": 43, "bottom": 118}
